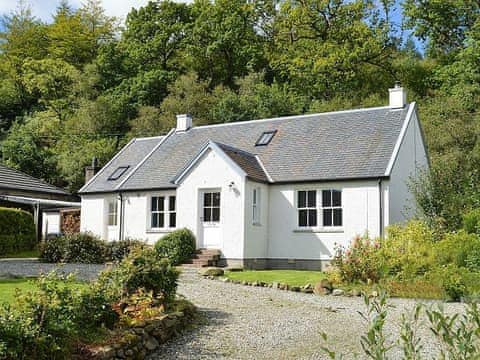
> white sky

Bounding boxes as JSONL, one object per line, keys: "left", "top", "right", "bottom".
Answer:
{"left": 0, "top": 0, "right": 191, "bottom": 23}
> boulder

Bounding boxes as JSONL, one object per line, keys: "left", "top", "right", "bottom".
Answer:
{"left": 319, "top": 279, "right": 333, "bottom": 290}
{"left": 314, "top": 282, "right": 332, "bottom": 295}
{"left": 332, "top": 289, "right": 345, "bottom": 296}
{"left": 143, "top": 336, "right": 159, "bottom": 351}
{"left": 198, "top": 267, "right": 224, "bottom": 277}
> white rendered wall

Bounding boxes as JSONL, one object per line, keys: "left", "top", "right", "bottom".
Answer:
{"left": 387, "top": 110, "right": 429, "bottom": 224}
{"left": 176, "top": 148, "right": 246, "bottom": 259}
{"left": 42, "top": 212, "right": 60, "bottom": 237}
{"left": 80, "top": 195, "right": 107, "bottom": 239}
{"left": 243, "top": 180, "right": 270, "bottom": 258}
{"left": 267, "top": 181, "right": 381, "bottom": 260}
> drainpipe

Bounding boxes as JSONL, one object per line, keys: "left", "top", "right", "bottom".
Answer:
{"left": 378, "top": 178, "right": 384, "bottom": 238}
{"left": 118, "top": 193, "right": 124, "bottom": 241}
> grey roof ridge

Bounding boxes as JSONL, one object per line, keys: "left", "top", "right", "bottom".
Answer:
{"left": 0, "top": 163, "right": 70, "bottom": 195}
{"left": 78, "top": 137, "right": 137, "bottom": 193}
{"left": 192, "top": 105, "right": 393, "bottom": 130}
{"left": 134, "top": 135, "right": 164, "bottom": 141}
{"left": 384, "top": 102, "right": 416, "bottom": 176}
{"left": 115, "top": 128, "right": 176, "bottom": 191}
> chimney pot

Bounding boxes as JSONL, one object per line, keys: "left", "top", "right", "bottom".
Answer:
{"left": 389, "top": 83, "right": 407, "bottom": 108}
{"left": 176, "top": 114, "right": 192, "bottom": 132}
{"left": 85, "top": 157, "right": 100, "bottom": 184}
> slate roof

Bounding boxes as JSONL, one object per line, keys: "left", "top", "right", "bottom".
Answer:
{"left": 215, "top": 143, "right": 269, "bottom": 183}
{"left": 81, "top": 137, "right": 163, "bottom": 193}
{"left": 0, "top": 164, "right": 70, "bottom": 195}
{"left": 79, "top": 105, "right": 411, "bottom": 194}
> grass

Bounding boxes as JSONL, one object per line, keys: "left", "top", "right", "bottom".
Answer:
{"left": 0, "top": 278, "right": 86, "bottom": 305}
{"left": 225, "top": 270, "right": 327, "bottom": 287}
{"left": 0, "top": 249, "right": 40, "bottom": 258}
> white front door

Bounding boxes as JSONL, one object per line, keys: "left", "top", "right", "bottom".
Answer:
{"left": 200, "top": 190, "right": 222, "bottom": 248}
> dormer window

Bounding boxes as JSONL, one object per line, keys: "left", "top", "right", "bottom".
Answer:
{"left": 108, "top": 166, "right": 129, "bottom": 181}
{"left": 255, "top": 130, "right": 277, "bottom": 146}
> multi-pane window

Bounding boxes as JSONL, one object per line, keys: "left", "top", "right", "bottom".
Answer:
{"left": 253, "top": 188, "right": 261, "bottom": 224}
{"left": 108, "top": 200, "right": 118, "bottom": 226}
{"left": 322, "top": 190, "right": 342, "bottom": 227}
{"left": 203, "top": 192, "right": 220, "bottom": 222}
{"left": 151, "top": 196, "right": 176, "bottom": 229}
{"left": 297, "top": 190, "right": 317, "bottom": 227}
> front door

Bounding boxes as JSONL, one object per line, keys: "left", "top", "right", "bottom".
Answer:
{"left": 200, "top": 190, "right": 221, "bottom": 248}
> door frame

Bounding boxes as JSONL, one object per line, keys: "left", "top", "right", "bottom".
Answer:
{"left": 198, "top": 188, "right": 222, "bottom": 249}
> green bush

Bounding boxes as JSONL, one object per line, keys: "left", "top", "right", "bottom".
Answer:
{"left": 154, "top": 228, "right": 196, "bottom": 265}
{"left": 63, "top": 233, "right": 106, "bottom": 264}
{"left": 97, "top": 247, "right": 179, "bottom": 302}
{"left": 333, "top": 234, "right": 384, "bottom": 283}
{"left": 463, "top": 208, "right": 480, "bottom": 236}
{"left": 435, "top": 231, "right": 480, "bottom": 270}
{"left": 40, "top": 232, "right": 106, "bottom": 264}
{"left": 104, "top": 239, "right": 146, "bottom": 262}
{"left": 0, "top": 207, "right": 36, "bottom": 255}
{"left": 39, "top": 236, "right": 66, "bottom": 263}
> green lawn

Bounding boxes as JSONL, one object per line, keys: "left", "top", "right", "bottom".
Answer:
{"left": 0, "top": 249, "right": 40, "bottom": 258}
{"left": 0, "top": 278, "right": 86, "bottom": 305}
{"left": 225, "top": 270, "right": 327, "bottom": 287}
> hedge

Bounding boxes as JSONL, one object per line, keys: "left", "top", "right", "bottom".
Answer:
{"left": 0, "top": 207, "right": 36, "bottom": 255}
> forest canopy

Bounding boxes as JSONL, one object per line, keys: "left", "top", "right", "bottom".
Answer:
{"left": 0, "top": 0, "right": 479, "bottom": 231}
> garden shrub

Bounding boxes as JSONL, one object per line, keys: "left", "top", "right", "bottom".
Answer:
{"left": 435, "top": 231, "right": 480, "bottom": 270}
{"left": 97, "top": 247, "right": 179, "bottom": 302}
{"left": 0, "top": 207, "right": 36, "bottom": 255}
{"left": 381, "top": 221, "right": 436, "bottom": 279}
{"left": 333, "top": 234, "right": 384, "bottom": 283}
{"left": 63, "top": 233, "right": 106, "bottom": 264}
{"left": 39, "top": 236, "right": 66, "bottom": 263}
{"left": 154, "top": 228, "right": 196, "bottom": 265}
{"left": 463, "top": 208, "right": 480, "bottom": 236}
{"left": 104, "top": 238, "right": 146, "bottom": 262}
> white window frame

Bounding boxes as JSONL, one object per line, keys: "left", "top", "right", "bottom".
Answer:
{"left": 252, "top": 187, "right": 261, "bottom": 225}
{"left": 294, "top": 189, "right": 344, "bottom": 232}
{"left": 321, "top": 189, "right": 343, "bottom": 228}
{"left": 296, "top": 190, "right": 318, "bottom": 228}
{"left": 148, "top": 194, "right": 176, "bottom": 231}
{"left": 107, "top": 199, "right": 118, "bottom": 226}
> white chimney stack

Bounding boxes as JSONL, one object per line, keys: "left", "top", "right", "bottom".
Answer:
{"left": 176, "top": 114, "right": 192, "bottom": 132}
{"left": 389, "top": 82, "right": 407, "bottom": 109}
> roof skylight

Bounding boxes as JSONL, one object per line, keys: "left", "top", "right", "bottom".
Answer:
{"left": 255, "top": 130, "right": 277, "bottom": 146}
{"left": 108, "top": 166, "right": 130, "bottom": 181}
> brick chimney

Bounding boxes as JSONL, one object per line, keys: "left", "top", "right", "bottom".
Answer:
{"left": 85, "top": 157, "right": 100, "bottom": 184}
{"left": 389, "top": 82, "right": 407, "bottom": 109}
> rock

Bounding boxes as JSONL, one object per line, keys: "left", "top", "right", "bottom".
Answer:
{"left": 290, "top": 286, "right": 300, "bottom": 292}
{"left": 116, "top": 349, "right": 125, "bottom": 358}
{"left": 272, "top": 282, "right": 279, "bottom": 289}
{"left": 252, "top": 281, "right": 259, "bottom": 286}
{"left": 221, "top": 277, "right": 230, "bottom": 282}
{"left": 351, "top": 289, "right": 361, "bottom": 297}
{"left": 100, "top": 346, "right": 115, "bottom": 359}
{"left": 332, "top": 289, "right": 345, "bottom": 296}
{"left": 198, "top": 267, "right": 224, "bottom": 277}
{"left": 125, "top": 349, "right": 134, "bottom": 357}
{"left": 314, "top": 282, "right": 331, "bottom": 295}
{"left": 303, "top": 283, "right": 313, "bottom": 290}
{"left": 319, "top": 279, "right": 333, "bottom": 290}
{"left": 227, "top": 267, "right": 244, "bottom": 272}
{"left": 144, "top": 335, "right": 159, "bottom": 351}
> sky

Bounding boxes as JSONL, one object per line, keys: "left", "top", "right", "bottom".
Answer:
{"left": 0, "top": 0, "right": 191, "bottom": 23}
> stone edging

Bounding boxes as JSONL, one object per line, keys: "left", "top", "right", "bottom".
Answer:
{"left": 202, "top": 273, "right": 363, "bottom": 298}
{"left": 86, "top": 307, "right": 196, "bottom": 359}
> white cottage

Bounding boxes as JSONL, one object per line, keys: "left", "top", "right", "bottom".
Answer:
{"left": 79, "top": 86, "right": 428, "bottom": 269}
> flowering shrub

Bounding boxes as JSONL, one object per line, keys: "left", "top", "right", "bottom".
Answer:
{"left": 333, "top": 234, "right": 384, "bottom": 283}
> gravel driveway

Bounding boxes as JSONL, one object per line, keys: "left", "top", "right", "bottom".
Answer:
{"left": 150, "top": 269, "right": 466, "bottom": 360}
{"left": 0, "top": 259, "right": 106, "bottom": 281}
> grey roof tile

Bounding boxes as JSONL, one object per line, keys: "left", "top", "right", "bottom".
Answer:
{"left": 0, "top": 164, "right": 70, "bottom": 195}
{"left": 80, "top": 105, "right": 410, "bottom": 193}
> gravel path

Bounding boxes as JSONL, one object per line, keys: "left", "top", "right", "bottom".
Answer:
{"left": 150, "top": 269, "right": 466, "bottom": 360}
{"left": 0, "top": 259, "right": 106, "bottom": 281}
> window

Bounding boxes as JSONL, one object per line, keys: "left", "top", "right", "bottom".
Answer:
{"left": 255, "top": 130, "right": 277, "bottom": 146}
{"left": 150, "top": 195, "right": 176, "bottom": 229}
{"left": 108, "top": 166, "right": 129, "bottom": 180}
{"left": 322, "top": 190, "right": 342, "bottom": 227}
{"left": 151, "top": 196, "right": 165, "bottom": 228}
{"left": 253, "top": 188, "right": 261, "bottom": 224}
{"left": 297, "top": 190, "right": 317, "bottom": 227}
{"left": 107, "top": 200, "right": 118, "bottom": 226}
{"left": 203, "top": 192, "right": 220, "bottom": 222}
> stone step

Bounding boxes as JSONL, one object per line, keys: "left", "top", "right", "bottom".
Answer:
{"left": 192, "top": 254, "right": 220, "bottom": 261}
